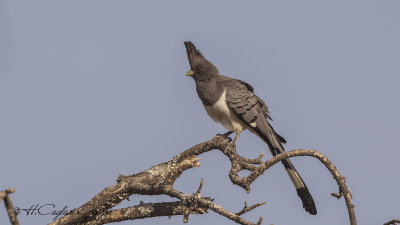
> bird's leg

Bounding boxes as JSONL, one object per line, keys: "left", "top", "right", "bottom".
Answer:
{"left": 217, "top": 131, "right": 233, "bottom": 141}
{"left": 232, "top": 131, "right": 241, "bottom": 145}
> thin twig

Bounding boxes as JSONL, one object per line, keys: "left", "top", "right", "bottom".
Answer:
{"left": 331, "top": 192, "right": 343, "bottom": 199}
{"left": 161, "top": 185, "right": 261, "bottom": 225}
{"left": 384, "top": 219, "right": 400, "bottom": 225}
{"left": 196, "top": 178, "right": 204, "bottom": 194}
{"left": 236, "top": 201, "right": 266, "bottom": 216}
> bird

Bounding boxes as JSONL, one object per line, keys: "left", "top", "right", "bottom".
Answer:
{"left": 184, "top": 41, "right": 317, "bottom": 215}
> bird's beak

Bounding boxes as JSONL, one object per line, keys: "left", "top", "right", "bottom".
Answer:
{"left": 186, "top": 70, "right": 194, "bottom": 76}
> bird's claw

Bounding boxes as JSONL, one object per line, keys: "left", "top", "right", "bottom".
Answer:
{"left": 217, "top": 133, "right": 232, "bottom": 142}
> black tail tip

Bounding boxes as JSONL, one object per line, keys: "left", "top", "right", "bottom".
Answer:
{"left": 296, "top": 187, "right": 317, "bottom": 215}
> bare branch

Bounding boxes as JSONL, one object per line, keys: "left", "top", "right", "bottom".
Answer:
{"left": 81, "top": 201, "right": 207, "bottom": 225}
{"left": 236, "top": 201, "right": 266, "bottom": 216}
{"left": 196, "top": 178, "right": 204, "bottom": 194}
{"left": 253, "top": 150, "right": 356, "bottom": 225}
{"left": 160, "top": 185, "right": 259, "bottom": 225}
{"left": 0, "top": 188, "right": 19, "bottom": 225}
{"left": 331, "top": 192, "right": 343, "bottom": 199}
{"left": 48, "top": 135, "right": 357, "bottom": 225}
{"left": 0, "top": 187, "right": 16, "bottom": 199}
{"left": 194, "top": 196, "right": 261, "bottom": 225}
{"left": 384, "top": 219, "right": 400, "bottom": 225}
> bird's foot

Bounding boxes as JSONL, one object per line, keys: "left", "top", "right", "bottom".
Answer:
{"left": 217, "top": 134, "right": 232, "bottom": 142}
{"left": 217, "top": 131, "right": 233, "bottom": 142}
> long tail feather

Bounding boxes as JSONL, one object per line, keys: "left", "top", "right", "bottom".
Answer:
{"left": 278, "top": 150, "right": 317, "bottom": 215}
{"left": 252, "top": 117, "right": 317, "bottom": 215}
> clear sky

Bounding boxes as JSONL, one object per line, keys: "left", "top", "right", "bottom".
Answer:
{"left": 1, "top": 1, "right": 399, "bottom": 225}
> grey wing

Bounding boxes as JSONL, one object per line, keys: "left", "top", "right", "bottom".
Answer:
{"left": 225, "top": 82, "right": 261, "bottom": 125}
{"left": 225, "top": 81, "right": 286, "bottom": 143}
{"left": 232, "top": 78, "right": 273, "bottom": 121}
{"left": 254, "top": 95, "right": 273, "bottom": 121}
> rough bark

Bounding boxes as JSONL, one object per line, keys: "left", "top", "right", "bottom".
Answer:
{"left": 0, "top": 188, "right": 20, "bottom": 225}
{"left": 39, "top": 134, "right": 357, "bottom": 225}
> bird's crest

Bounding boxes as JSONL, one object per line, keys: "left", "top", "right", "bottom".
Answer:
{"left": 184, "top": 41, "right": 206, "bottom": 69}
{"left": 184, "top": 41, "right": 219, "bottom": 76}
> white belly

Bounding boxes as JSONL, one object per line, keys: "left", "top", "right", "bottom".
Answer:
{"left": 203, "top": 89, "right": 247, "bottom": 132}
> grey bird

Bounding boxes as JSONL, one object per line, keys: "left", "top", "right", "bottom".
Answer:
{"left": 184, "top": 41, "right": 317, "bottom": 215}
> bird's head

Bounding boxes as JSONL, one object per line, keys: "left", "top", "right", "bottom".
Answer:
{"left": 184, "top": 41, "right": 219, "bottom": 81}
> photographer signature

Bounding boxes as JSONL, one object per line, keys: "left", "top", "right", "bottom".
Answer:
{"left": 14, "top": 204, "right": 73, "bottom": 221}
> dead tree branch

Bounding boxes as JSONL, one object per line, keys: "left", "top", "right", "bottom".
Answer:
{"left": 81, "top": 200, "right": 208, "bottom": 225}
{"left": 0, "top": 188, "right": 20, "bottom": 225}
{"left": 49, "top": 135, "right": 356, "bottom": 225}
{"left": 384, "top": 219, "right": 400, "bottom": 225}
{"left": 236, "top": 201, "right": 266, "bottom": 216}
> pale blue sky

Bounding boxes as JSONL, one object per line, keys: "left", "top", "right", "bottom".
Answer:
{"left": 1, "top": 1, "right": 399, "bottom": 225}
